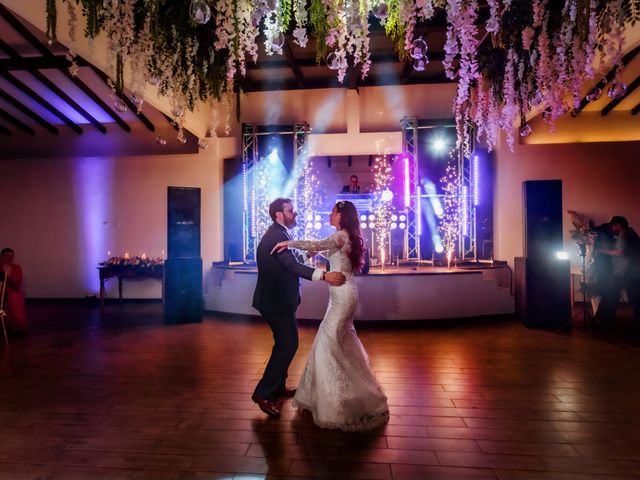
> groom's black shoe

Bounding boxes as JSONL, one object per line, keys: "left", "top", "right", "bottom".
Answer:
{"left": 278, "top": 387, "right": 296, "bottom": 398}
{"left": 251, "top": 394, "right": 281, "bottom": 418}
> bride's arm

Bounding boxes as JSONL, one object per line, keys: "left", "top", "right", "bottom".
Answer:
{"left": 271, "top": 231, "right": 345, "bottom": 254}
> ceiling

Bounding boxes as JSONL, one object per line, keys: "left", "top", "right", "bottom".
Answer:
{"left": 0, "top": 3, "right": 198, "bottom": 159}
{"left": 1, "top": 2, "right": 639, "bottom": 159}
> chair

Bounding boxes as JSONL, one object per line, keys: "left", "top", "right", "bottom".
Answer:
{"left": 0, "top": 273, "right": 8, "bottom": 346}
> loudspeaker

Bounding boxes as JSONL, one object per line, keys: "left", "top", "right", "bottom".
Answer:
{"left": 223, "top": 157, "right": 244, "bottom": 262}
{"left": 168, "top": 187, "right": 201, "bottom": 259}
{"left": 164, "top": 258, "right": 203, "bottom": 323}
{"left": 515, "top": 257, "right": 571, "bottom": 330}
{"left": 523, "top": 180, "right": 563, "bottom": 260}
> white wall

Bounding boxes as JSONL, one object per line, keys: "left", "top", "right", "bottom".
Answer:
{"left": 494, "top": 139, "right": 640, "bottom": 273}
{"left": 0, "top": 146, "right": 223, "bottom": 298}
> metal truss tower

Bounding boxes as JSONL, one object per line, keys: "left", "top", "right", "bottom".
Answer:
{"left": 401, "top": 116, "right": 421, "bottom": 261}
{"left": 242, "top": 123, "right": 258, "bottom": 263}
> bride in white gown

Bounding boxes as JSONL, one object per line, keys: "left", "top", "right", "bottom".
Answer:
{"left": 272, "top": 200, "right": 389, "bottom": 431}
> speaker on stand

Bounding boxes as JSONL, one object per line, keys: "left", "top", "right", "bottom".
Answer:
{"left": 164, "top": 186, "right": 203, "bottom": 324}
{"left": 515, "top": 180, "right": 571, "bottom": 330}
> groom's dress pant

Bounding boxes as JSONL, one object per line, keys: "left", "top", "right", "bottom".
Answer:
{"left": 253, "top": 309, "right": 299, "bottom": 401}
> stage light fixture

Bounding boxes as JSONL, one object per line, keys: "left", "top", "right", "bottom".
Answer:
{"left": 381, "top": 189, "right": 394, "bottom": 202}
{"left": 360, "top": 214, "right": 367, "bottom": 221}
{"left": 391, "top": 214, "right": 398, "bottom": 221}
{"left": 556, "top": 251, "right": 569, "bottom": 260}
{"left": 368, "top": 214, "right": 375, "bottom": 221}
{"left": 315, "top": 214, "right": 321, "bottom": 221}
{"left": 314, "top": 222, "right": 322, "bottom": 230}
{"left": 435, "top": 244, "right": 444, "bottom": 253}
{"left": 399, "top": 222, "right": 406, "bottom": 229}
{"left": 391, "top": 222, "right": 398, "bottom": 229}
{"left": 361, "top": 222, "right": 367, "bottom": 229}
{"left": 399, "top": 214, "right": 406, "bottom": 222}
{"left": 432, "top": 138, "right": 447, "bottom": 152}
{"left": 306, "top": 212, "right": 313, "bottom": 221}
{"left": 306, "top": 222, "right": 313, "bottom": 230}
{"left": 369, "top": 222, "right": 376, "bottom": 228}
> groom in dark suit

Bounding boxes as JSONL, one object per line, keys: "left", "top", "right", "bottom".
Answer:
{"left": 252, "top": 198, "right": 346, "bottom": 417}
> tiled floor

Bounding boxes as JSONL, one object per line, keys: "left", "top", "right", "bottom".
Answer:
{"left": 0, "top": 302, "right": 639, "bottom": 479}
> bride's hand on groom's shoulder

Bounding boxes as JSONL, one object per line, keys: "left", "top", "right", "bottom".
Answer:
{"left": 270, "top": 241, "right": 290, "bottom": 255}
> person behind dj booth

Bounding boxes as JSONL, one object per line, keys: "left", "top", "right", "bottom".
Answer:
{"left": 341, "top": 175, "right": 360, "bottom": 194}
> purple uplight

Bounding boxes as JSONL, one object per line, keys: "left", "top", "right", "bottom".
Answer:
{"left": 404, "top": 156, "right": 410, "bottom": 208}
{"left": 472, "top": 155, "right": 480, "bottom": 206}
{"left": 73, "top": 157, "right": 113, "bottom": 293}
{"left": 461, "top": 185, "right": 469, "bottom": 236}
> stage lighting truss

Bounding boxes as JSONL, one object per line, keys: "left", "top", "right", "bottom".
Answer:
{"left": 401, "top": 116, "right": 421, "bottom": 261}
{"left": 242, "top": 123, "right": 258, "bottom": 262}
{"left": 242, "top": 122, "right": 311, "bottom": 262}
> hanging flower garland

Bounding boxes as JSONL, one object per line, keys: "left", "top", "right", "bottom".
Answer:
{"left": 46, "top": 0, "right": 638, "bottom": 145}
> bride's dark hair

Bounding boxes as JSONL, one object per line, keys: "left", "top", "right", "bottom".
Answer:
{"left": 336, "top": 200, "right": 365, "bottom": 273}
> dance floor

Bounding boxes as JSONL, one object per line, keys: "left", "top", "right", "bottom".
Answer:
{"left": 1, "top": 302, "right": 639, "bottom": 479}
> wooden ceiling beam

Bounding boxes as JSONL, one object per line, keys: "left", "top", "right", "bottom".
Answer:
{"left": 0, "top": 106, "right": 35, "bottom": 135}
{"left": 0, "top": 54, "right": 89, "bottom": 71}
{"left": 0, "top": 4, "right": 149, "bottom": 133}
{"left": 61, "top": 70, "right": 131, "bottom": 133}
{"left": 601, "top": 74, "right": 640, "bottom": 116}
{"left": 282, "top": 39, "right": 305, "bottom": 88}
{"left": 0, "top": 38, "right": 106, "bottom": 133}
{"left": 0, "top": 71, "right": 82, "bottom": 134}
{"left": 87, "top": 65, "right": 155, "bottom": 132}
{"left": 0, "top": 3, "right": 50, "bottom": 57}
{"left": 573, "top": 45, "right": 640, "bottom": 116}
{"left": 0, "top": 88, "right": 59, "bottom": 134}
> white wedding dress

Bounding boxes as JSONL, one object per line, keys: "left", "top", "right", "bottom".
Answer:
{"left": 288, "top": 230, "right": 389, "bottom": 431}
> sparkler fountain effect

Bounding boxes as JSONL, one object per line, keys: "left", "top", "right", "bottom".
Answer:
{"left": 294, "top": 153, "right": 321, "bottom": 241}
{"left": 438, "top": 163, "right": 461, "bottom": 269}
{"left": 372, "top": 155, "right": 394, "bottom": 267}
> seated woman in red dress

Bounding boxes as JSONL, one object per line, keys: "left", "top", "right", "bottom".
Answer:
{"left": 1, "top": 248, "right": 28, "bottom": 333}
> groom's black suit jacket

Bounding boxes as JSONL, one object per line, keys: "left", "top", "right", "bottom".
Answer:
{"left": 252, "top": 223, "right": 315, "bottom": 314}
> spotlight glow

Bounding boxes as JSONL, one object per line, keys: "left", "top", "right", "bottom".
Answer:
{"left": 556, "top": 251, "right": 569, "bottom": 260}
{"left": 433, "top": 138, "right": 447, "bottom": 152}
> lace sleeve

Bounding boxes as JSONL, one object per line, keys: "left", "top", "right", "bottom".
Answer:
{"left": 289, "top": 231, "right": 346, "bottom": 252}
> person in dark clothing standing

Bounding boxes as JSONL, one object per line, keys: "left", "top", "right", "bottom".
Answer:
{"left": 251, "top": 198, "right": 346, "bottom": 417}
{"left": 594, "top": 216, "right": 640, "bottom": 329}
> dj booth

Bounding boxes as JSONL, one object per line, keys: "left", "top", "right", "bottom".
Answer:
{"left": 322, "top": 193, "right": 407, "bottom": 264}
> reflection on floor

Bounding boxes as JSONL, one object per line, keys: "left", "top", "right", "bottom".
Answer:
{"left": 0, "top": 302, "right": 639, "bottom": 479}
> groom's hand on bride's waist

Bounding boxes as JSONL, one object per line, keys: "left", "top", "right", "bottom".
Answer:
{"left": 324, "top": 271, "right": 346, "bottom": 286}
